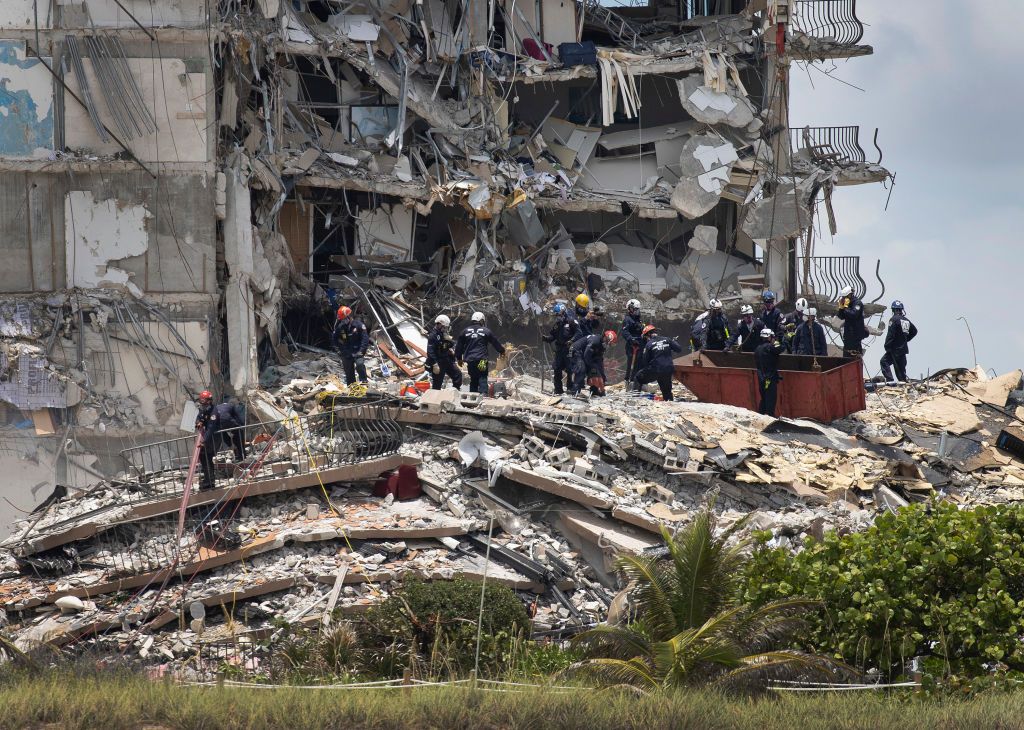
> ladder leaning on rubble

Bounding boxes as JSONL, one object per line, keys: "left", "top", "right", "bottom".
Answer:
{"left": 578, "top": 0, "right": 646, "bottom": 49}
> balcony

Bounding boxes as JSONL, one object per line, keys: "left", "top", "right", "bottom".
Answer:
{"left": 800, "top": 255, "right": 866, "bottom": 303}
{"left": 790, "top": 0, "right": 871, "bottom": 60}
{"left": 792, "top": 125, "right": 872, "bottom": 166}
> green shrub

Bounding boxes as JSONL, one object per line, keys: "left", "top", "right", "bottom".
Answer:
{"left": 743, "top": 502, "right": 1024, "bottom": 680}
{"left": 362, "top": 577, "right": 530, "bottom": 677}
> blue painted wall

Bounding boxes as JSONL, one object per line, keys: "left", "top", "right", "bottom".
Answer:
{"left": 0, "top": 41, "right": 54, "bottom": 157}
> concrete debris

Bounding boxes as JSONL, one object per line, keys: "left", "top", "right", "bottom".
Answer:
{"left": 0, "top": 358, "right": 1020, "bottom": 676}
{"left": 0, "top": 0, "right": 906, "bottom": 678}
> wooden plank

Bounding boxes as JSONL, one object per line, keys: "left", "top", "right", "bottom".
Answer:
{"left": 322, "top": 564, "right": 349, "bottom": 627}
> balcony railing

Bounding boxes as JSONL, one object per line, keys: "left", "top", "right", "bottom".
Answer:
{"left": 800, "top": 256, "right": 866, "bottom": 302}
{"left": 118, "top": 400, "right": 405, "bottom": 507}
{"left": 792, "top": 125, "right": 882, "bottom": 166}
{"left": 792, "top": 0, "right": 865, "bottom": 46}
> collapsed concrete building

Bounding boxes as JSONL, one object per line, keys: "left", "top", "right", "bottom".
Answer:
{"left": 0, "top": 0, "right": 890, "bottom": 522}
{"left": 0, "top": 0, "right": 926, "bottom": 675}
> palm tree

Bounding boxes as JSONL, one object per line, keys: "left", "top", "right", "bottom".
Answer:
{"left": 570, "top": 505, "right": 849, "bottom": 690}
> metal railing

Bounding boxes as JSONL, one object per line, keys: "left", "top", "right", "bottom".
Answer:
{"left": 800, "top": 256, "right": 866, "bottom": 302}
{"left": 792, "top": 125, "right": 880, "bottom": 166}
{"left": 792, "top": 0, "right": 865, "bottom": 46}
{"left": 118, "top": 400, "right": 404, "bottom": 506}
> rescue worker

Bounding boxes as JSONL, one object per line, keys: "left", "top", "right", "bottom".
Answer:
{"left": 195, "top": 392, "right": 245, "bottom": 490}
{"left": 759, "top": 290, "right": 783, "bottom": 337}
{"left": 632, "top": 325, "right": 684, "bottom": 401}
{"left": 331, "top": 305, "right": 369, "bottom": 385}
{"left": 836, "top": 285, "right": 868, "bottom": 357}
{"left": 754, "top": 329, "right": 785, "bottom": 417}
{"left": 793, "top": 308, "right": 828, "bottom": 356}
{"left": 620, "top": 299, "right": 644, "bottom": 385}
{"left": 781, "top": 298, "right": 808, "bottom": 353}
{"left": 701, "top": 299, "right": 730, "bottom": 351}
{"left": 729, "top": 305, "right": 762, "bottom": 353}
{"left": 542, "top": 303, "right": 579, "bottom": 395}
{"left": 455, "top": 312, "right": 506, "bottom": 395}
{"left": 880, "top": 300, "right": 918, "bottom": 384}
{"left": 573, "top": 293, "right": 601, "bottom": 341}
{"left": 569, "top": 329, "right": 616, "bottom": 397}
{"left": 689, "top": 312, "right": 709, "bottom": 353}
{"left": 425, "top": 314, "right": 461, "bottom": 390}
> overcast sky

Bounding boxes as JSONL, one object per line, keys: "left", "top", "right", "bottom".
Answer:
{"left": 789, "top": 1, "right": 1023, "bottom": 378}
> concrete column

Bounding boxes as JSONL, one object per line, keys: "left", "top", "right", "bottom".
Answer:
{"left": 223, "top": 153, "right": 259, "bottom": 392}
{"left": 762, "top": 5, "right": 795, "bottom": 300}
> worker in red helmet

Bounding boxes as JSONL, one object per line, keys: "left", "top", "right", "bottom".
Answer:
{"left": 194, "top": 390, "right": 246, "bottom": 491}
{"left": 569, "top": 330, "right": 616, "bottom": 397}
{"left": 331, "top": 305, "right": 369, "bottom": 385}
{"left": 631, "top": 324, "right": 683, "bottom": 401}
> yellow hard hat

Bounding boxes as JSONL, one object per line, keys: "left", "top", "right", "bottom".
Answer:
{"left": 575, "top": 293, "right": 590, "bottom": 308}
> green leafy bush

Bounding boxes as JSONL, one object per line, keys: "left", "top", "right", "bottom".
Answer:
{"left": 743, "top": 502, "right": 1024, "bottom": 680}
{"left": 362, "top": 578, "right": 530, "bottom": 677}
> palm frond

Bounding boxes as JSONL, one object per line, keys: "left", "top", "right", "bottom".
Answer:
{"left": 568, "top": 657, "right": 660, "bottom": 690}
{"left": 572, "top": 624, "right": 652, "bottom": 661}
{"left": 614, "top": 552, "right": 679, "bottom": 640}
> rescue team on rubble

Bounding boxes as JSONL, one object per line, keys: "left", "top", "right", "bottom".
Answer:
{"left": 190, "top": 292, "right": 917, "bottom": 488}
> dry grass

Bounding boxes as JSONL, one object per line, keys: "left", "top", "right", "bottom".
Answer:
{"left": 3, "top": 672, "right": 1024, "bottom": 729}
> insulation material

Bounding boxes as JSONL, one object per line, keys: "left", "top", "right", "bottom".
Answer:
{"left": 0, "top": 352, "right": 74, "bottom": 409}
{"left": 356, "top": 204, "right": 415, "bottom": 260}
{"left": 0, "top": 42, "right": 55, "bottom": 158}
{"left": 63, "top": 57, "right": 208, "bottom": 163}
{"left": 64, "top": 191, "right": 151, "bottom": 296}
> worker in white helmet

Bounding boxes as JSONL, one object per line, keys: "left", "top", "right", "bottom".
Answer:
{"left": 425, "top": 314, "right": 461, "bottom": 390}
{"left": 620, "top": 299, "right": 645, "bottom": 386}
{"left": 455, "top": 312, "right": 506, "bottom": 395}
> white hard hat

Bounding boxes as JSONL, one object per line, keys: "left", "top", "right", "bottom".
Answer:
{"left": 627, "top": 299, "right": 640, "bottom": 311}
{"left": 709, "top": 298, "right": 723, "bottom": 309}
{"left": 839, "top": 286, "right": 853, "bottom": 298}
{"left": 807, "top": 308, "right": 817, "bottom": 317}
{"left": 796, "top": 298, "right": 808, "bottom": 313}
{"left": 760, "top": 328, "right": 775, "bottom": 339}
{"left": 471, "top": 311, "right": 485, "bottom": 323}
{"left": 435, "top": 314, "right": 451, "bottom": 327}
{"left": 740, "top": 305, "right": 754, "bottom": 316}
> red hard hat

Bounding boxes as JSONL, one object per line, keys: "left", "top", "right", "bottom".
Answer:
{"left": 337, "top": 305, "right": 352, "bottom": 321}
{"left": 603, "top": 330, "right": 618, "bottom": 346}
{"left": 642, "top": 325, "right": 657, "bottom": 337}
{"left": 198, "top": 390, "right": 213, "bottom": 403}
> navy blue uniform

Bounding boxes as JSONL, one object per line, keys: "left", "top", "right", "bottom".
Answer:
{"left": 543, "top": 314, "right": 579, "bottom": 395}
{"left": 781, "top": 312, "right": 805, "bottom": 353}
{"left": 755, "top": 340, "right": 785, "bottom": 416}
{"left": 837, "top": 295, "right": 868, "bottom": 357}
{"left": 425, "top": 327, "right": 462, "bottom": 390}
{"left": 620, "top": 312, "right": 644, "bottom": 384}
{"left": 702, "top": 312, "right": 730, "bottom": 351}
{"left": 332, "top": 317, "right": 369, "bottom": 384}
{"left": 196, "top": 401, "right": 245, "bottom": 489}
{"left": 633, "top": 335, "right": 683, "bottom": 401}
{"left": 881, "top": 314, "right": 918, "bottom": 382}
{"left": 760, "top": 305, "right": 783, "bottom": 337}
{"left": 455, "top": 326, "right": 505, "bottom": 395}
{"left": 569, "top": 334, "right": 607, "bottom": 396}
{"left": 793, "top": 321, "right": 828, "bottom": 356}
{"left": 689, "top": 316, "right": 708, "bottom": 352}
{"left": 574, "top": 306, "right": 601, "bottom": 342}
{"left": 729, "top": 318, "right": 762, "bottom": 353}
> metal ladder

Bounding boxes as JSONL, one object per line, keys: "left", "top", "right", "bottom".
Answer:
{"left": 579, "top": 0, "right": 646, "bottom": 48}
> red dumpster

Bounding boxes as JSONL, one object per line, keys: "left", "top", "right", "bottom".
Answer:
{"left": 673, "top": 351, "right": 865, "bottom": 422}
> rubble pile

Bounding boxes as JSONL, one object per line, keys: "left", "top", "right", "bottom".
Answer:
{"left": 1, "top": 357, "right": 1021, "bottom": 677}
